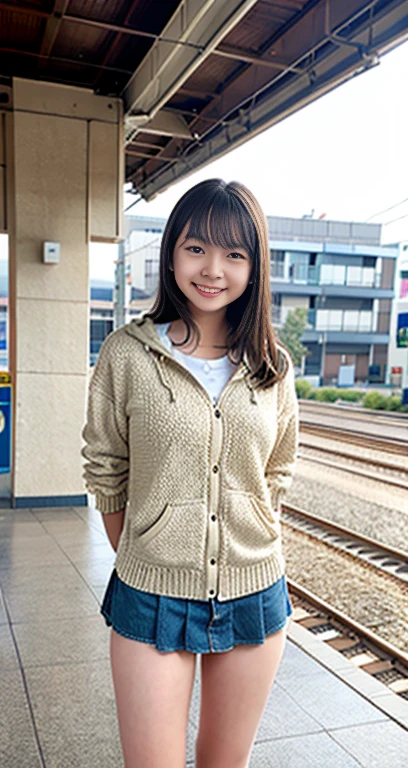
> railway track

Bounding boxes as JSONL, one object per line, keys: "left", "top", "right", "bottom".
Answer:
{"left": 299, "top": 399, "right": 408, "bottom": 426}
{"left": 297, "top": 451, "right": 408, "bottom": 490}
{"left": 288, "top": 580, "right": 408, "bottom": 707}
{"left": 299, "top": 422, "right": 406, "bottom": 454}
{"left": 281, "top": 503, "right": 408, "bottom": 583}
{"left": 298, "top": 439, "right": 407, "bottom": 474}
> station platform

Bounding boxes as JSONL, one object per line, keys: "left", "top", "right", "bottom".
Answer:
{"left": 0, "top": 502, "right": 407, "bottom": 767}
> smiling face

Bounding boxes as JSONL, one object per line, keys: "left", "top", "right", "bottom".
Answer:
{"left": 172, "top": 222, "right": 253, "bottom": 318}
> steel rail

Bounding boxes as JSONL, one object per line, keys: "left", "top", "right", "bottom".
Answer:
{"left": 298, "top": 440, "right": 408, "bottom": 474}
{"left": 299, "top": 423, "right": 407, "bottom": 454}
{"left": 288, "top": 579, "right": 408, "bottom": 669}
{"left": 297, "top": 452, "right": 408, "bottom": 490}
{"left": 281, "top": 503, "right": 408, "bottom": 582}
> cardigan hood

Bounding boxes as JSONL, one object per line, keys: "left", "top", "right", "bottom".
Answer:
{"left": 81, "top": 313, "right": 299, "bottom": 602}
{"left": 123, "top": 313, "right": 259, "bottom": 405}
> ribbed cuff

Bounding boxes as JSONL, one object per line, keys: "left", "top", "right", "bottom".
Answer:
{"left": 95, "top": 488, "right": 127, "bottom": 514}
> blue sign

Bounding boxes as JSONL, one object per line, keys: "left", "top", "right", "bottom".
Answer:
{"left": 0, "top": 385, "right": 11, "bottom": 473}
{"left": 397, "top": 312, "right": 408, "bottom": 348}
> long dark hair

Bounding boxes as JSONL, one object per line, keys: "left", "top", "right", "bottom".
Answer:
{"left": 144, "top": 178, "right": 290, "bottom": 389}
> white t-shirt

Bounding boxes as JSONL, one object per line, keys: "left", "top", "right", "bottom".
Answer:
{"left": 155, "top": 322, "right": 238, "bottom": 404}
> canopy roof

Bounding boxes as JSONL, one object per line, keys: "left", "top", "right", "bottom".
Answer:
{"left": 1, "top": 0, "right": 407, "bottom": 200}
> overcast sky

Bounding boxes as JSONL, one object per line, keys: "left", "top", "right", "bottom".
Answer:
{"left": 124, "top": 38, "right": 408, "bottom": 242}
{"left": 1, "top": 38, "right": 407, "bottom": 282}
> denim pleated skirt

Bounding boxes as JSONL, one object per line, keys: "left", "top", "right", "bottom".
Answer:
{"left": 100, "top": 568, "right": 293, "bottom": 654}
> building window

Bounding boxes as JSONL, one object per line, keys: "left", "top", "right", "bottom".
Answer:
{"left": 400, "top": 269, "right": 408, "bottom": 299}
{"left": 145, "top": 259, "right": 159, "bottom": 282}
{"left": 145, "top": 259, "right": 160, "bottom": 293}
{"left": 90, "top": 318, "right": 114, "bottom": 365}
{"left": 270, "top": 250, "right": 285, "bottom": 278}
{"left": 271, "top": 294, "right": 281, "bottom": 325}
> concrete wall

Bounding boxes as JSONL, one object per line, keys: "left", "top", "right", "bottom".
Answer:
{"left": 0, "top": 111, "right": 5, "bottom": 234}
{"left": 5, "top": 78, "right": 123, "bottom": 506}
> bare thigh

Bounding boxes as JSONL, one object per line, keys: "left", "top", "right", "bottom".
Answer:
{"left": 110, "top": 629, "right": 196, "bottom": 768}
{"left": 196, "top": 625, "right": 287, "bottom": 768}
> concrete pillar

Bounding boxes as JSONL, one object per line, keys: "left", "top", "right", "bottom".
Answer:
{"left": 5, "top": 78, "right": 123, "bottom": 507}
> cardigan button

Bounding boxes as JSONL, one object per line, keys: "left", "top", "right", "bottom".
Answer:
{"left": 209, "top": 589, "right": 215, "bottom": 596}
{"left": 210, "top": 558, "right": 216, "bottom": 565}
{"left": 211, "top": 514, "right": 217, "bottom": 522}
{"left": 212, "top": 465, "right": 219, "bottom": 473}
{"left": 214, "top": 409, "right": 221, "bottom": 418}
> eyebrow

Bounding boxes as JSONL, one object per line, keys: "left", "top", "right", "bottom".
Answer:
{"left": 181, "top": 235, "right": 247, "bottom": 251}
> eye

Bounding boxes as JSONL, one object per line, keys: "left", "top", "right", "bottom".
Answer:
{"left": 186, "top": 246, "right": 204, "bottom": 254}
{"left": 228, "top": 252, "right": 246, "bottom": 260}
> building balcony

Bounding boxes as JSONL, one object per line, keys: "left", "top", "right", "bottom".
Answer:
{"left": 272, "top": 307, "right": 377, "bottom": 332}
{"left": 272, "top": 308, "right": 389, "bottom": 344}
{"left": 320, "top": 265, "right": 381, "bottom": 288}
{"left": 306, "top": 308, "right": 376, "bottom": 333}
{"left": 307, "top": 309, "right": 389, "bottom": 345}
{"left": 271, "top": 262, "right": 382, "bottom": 288}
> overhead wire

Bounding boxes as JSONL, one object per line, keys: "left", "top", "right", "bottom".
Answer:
{"left": 365, "top": 197, "right": 408, "bottom": 221}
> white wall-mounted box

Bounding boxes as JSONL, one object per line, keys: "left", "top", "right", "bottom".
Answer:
{"left": 43, "top": 242, "right": 60, "bottom": 264}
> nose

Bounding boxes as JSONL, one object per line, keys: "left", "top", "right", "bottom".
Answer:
{"left": 201, "top": 249, "right": 225, "bottom": 280}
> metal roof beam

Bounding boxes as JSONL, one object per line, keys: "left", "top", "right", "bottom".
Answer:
{"left": 126, "top": 109, "right": 193, "bottom": 139}
{"left": 39, "top": 0, "right": 69, "bottom": 58}
{"left": 92, "top": 0, "right": 141, "bottom": 90}
{"left": 134, "top": 0, "right": 408, "bottom": 200}
{"left": 214, "top": 44, "right": 304, "bottom": 73}
{"left": 138, "top": 0, "right": 404, "bottom": 181}
{"left": 122, "top": 0, "right": 260, "bottom": 142}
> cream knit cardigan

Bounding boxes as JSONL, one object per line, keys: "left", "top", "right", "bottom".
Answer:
{"left": 81, "top": 314, "right": 299, "bottom": 602}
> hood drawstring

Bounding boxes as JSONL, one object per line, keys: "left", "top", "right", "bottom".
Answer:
{"left": 144, "top": 344, "right": 176, "bottom": 402}
{"left": 243, "top": 363, "right": 259, "bottom": 405}
{"left": 144, "top": 343, "right": 257, "bottom": 405}
{"left": 246, "top": 378, "right": 259, "bottom": 405}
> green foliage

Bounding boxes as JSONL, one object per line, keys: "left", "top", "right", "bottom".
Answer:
{"left": 293, "top": 384, "right": 407, "bottom": 412}
{"left": 276, "top": 308, "right": 310, "bottom": 368}
{"left": 336, "top": 389, "right": 365, "bottom": 402}
{"left": 295, "top": 379, "right": 312, "bottom": 399}
{"left": 386, "top": 395, "right": 402, "bottom": 411}
{"left": 363, "top": 391, "right": 408, "bottom": 412}
{"left": 362, "top": 391, "right": 388, "bottom": 410}
{"left": 313, "top": 387, "right": 339, "bottom": 403}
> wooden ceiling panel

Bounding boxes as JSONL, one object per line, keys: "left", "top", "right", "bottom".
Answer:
{"left": 0, "top": 0, "right": 407, "bottom": 199}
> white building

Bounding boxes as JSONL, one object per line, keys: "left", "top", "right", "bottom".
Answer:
{"left": 387, "top": 242, "right": 408, "bottom": 402}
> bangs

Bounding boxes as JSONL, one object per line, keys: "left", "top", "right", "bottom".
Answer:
{"left": 183, "top": 190, "right": 257, "bottom": 257}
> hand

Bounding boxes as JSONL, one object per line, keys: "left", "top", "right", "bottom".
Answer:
{"left": 101, "top": 507, "right": 125, "bottom": 551}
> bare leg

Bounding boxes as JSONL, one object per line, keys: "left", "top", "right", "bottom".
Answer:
{"left": 110, "top": 629, "right": 197, "bottom": 768}
{"left": 196, "top": 625, "right": 287, "bottom": 768}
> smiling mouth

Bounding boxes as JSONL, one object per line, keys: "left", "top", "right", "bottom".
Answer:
{"left": 193, "top": 283, "right": 226, "bottom": 294}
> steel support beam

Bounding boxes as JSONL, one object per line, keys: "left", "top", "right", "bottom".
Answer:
{"left": 122, "top": 0, "right": 259, "bottom": 142}
{"left": 132, "top": 0, "right": 408, "bottom": 199}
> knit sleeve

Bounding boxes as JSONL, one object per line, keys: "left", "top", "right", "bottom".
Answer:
{"left": 81, "top": 334, "right": 129, "bottom": 514}
{"left": 265, "top": 351, "right": 299, "bottom": 510}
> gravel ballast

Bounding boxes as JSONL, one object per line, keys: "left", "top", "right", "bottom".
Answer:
{"left": 282, "top": 526, "right": 408, "bottom": 653}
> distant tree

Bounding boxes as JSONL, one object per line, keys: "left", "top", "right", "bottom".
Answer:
{"left": 276, "top": 308, "right": 310, "bottom": 368}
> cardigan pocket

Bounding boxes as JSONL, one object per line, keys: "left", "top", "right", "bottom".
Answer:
{"left": 249, "top": 495, "right": 280, "bottom": 541}
{"left": 136, "top": 499, "right": 207, "bottom": 568}
{"left": 222, "top": 490, "right": 279, "bottom": 568}
{"left": 138, "top": 503, "right": 173, "bottom": 544}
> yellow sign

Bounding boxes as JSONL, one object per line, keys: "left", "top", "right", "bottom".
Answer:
{"left": 0, "top": 373, "right": 11, "bottom": 383}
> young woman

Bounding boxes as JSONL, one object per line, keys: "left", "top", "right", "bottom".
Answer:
{"left": 81, "top": 178, "right": 299, "bottom": 768}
